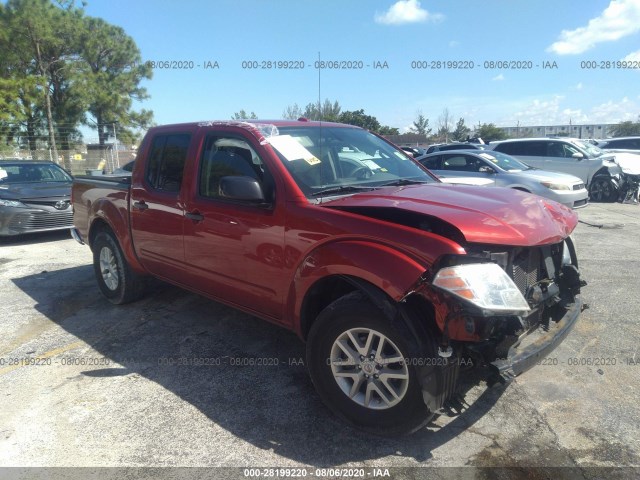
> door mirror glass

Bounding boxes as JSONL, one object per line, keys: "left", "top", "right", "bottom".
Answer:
{"left": 219, "top": 176, "right": 266, "bottom": 202}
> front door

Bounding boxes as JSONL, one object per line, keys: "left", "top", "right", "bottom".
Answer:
{"left": 182, "top": 131, "right": 286, "bottom": 321}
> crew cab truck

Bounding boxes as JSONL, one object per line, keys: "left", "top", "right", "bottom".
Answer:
{"left": 72, "top": 120, "right": 584, "bottom": 435}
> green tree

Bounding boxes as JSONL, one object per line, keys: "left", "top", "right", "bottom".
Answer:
{"left": 409, "top": 111, "right": 431, "bottom": 136}
{"left": 282, "top": 103, "right": 303, "bottom": 120}
{"left": 232, "top": 109, "right": 258, "bottom": 119}
{"left": 339, "top": 109, "right": 381, "bottom": 131}
{"left": 338, "top": 109, "right": 397, "bottom": 134}
{"left": 437, "top": 108, "right": 453, "bottom": 142}
{"left": 451, "top": 117, "right": 470, "bottom": 141}
{"left": 1, "top": 0, "right": 83, "bottom": 162}
{"left": 302, "top": 99, "right": 341, "bottom": 121}
{"left": 609, "top": 120, "right": 640, "bottom": 137}
{"left": 378, "top": 125, "right": 400, "bottom": 135}
{"left": 475, "top": 123, "right": 508, "bottom": 142}
{"left": 80, "top": 16, "right": 153, "bottom": 146}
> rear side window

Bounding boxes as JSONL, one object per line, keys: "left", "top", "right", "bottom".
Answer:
{"left": 496, "top": 141, "right": 546, "bottom": 156}
{"left": 607, "top": 138, "right": 639, "bottom": 149}
{"left": 146, "top": 134, "right": 191, "bottom": 192}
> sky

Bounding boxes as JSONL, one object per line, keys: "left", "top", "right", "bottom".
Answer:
{"left": 81, "top": 0, "right": 640, "bottom": 135}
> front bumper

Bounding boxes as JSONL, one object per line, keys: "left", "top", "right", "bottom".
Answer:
{"left": 491, "top": 295, "right": 582, "bottom": 377}
{"left": 0, "top": 205, "right": 74, "bottom": 236}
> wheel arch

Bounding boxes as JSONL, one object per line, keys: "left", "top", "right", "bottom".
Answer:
{"left": 87, "top": 203, "right": 146, "bottom": 275}
{"left": 288, "top": 240, "right": 433, "bottom": 339}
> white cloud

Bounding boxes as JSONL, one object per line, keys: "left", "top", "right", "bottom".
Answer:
{"left": 547, "top": 0, "right": 640, "bottom": 55}
{"left": 374, "top": 0, "right": 444, "bottom": 25}
{"left": 575, "top": 82, "right": 583, "bottom": 90}
{"left": 623, "top": 49, "right": 640, "bottom": 61}
{"left": 449, "top": 40, "right": 460, "bottom": 48}
{"left": 492, "top": 74, "right": 505, "bottom": 81}
{"left": 506, "top": 95, "right": 638, "bottom": 125}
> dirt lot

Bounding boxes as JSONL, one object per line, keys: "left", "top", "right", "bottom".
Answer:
{"left": 1, "top": 203, "right": 639, "bottom": 479}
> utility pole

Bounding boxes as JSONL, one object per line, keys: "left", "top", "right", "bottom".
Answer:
{"left": 112, "top": 122, "right": 119, "bottom": 168}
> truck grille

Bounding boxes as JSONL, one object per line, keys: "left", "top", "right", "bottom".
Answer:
{"left": 8, "top": 211, "right": 74, "bottom": 234}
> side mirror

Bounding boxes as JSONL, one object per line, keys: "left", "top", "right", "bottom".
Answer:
{"left": 219, "top": 176, "right": 266, "bottom": 202}
{"left": 479, "top": 165, "right": 495, "bottom": 173}
{"left": 572, "top": 152, "right": 584, "bottom": 160}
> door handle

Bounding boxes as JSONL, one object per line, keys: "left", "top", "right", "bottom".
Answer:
{"left": 185, "top": 211, "right": 204, "bottom": 222}
{"left": 133, "top": 200, "right": 148, "bottom": 211}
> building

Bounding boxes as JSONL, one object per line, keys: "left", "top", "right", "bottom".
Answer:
{"left": 499, "top": 123, "right": 614, "bottom": 140}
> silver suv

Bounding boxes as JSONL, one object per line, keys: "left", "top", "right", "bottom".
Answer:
{"left": 487, "top": 138, "right": 624, "bottom": 202}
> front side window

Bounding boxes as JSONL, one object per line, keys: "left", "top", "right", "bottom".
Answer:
{"left": 146, "top": 134, "right": 190, "bottom": 192}
{"left": 199, "top": 135, "right": 272, "bottom": 201}
{"left": 441, "top": 154, "right": 481, "bottom": 172}
{"left": 268, "top": 126, "right": 436, "bottom": 197}
{"left": 546, "top": 142, "right": 580, "bottom": 158}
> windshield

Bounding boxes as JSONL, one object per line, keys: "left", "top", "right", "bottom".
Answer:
{"left": 268, "top": 126, "right": 436, "bottom": 197}
{"left": 0, "top": 163, "right": 72, "bottom": 183}
{"left": 570, "top": 139, "right": 605, "bottom": 157}
{"left": 478, "top": 151, "right": 530, "bottom": 171}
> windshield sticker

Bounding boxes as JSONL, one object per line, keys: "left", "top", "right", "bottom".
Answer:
{"left": 361, "top": 160, "right": 381, "bottom": 170}
{"left": 394, "top": 151, "right": 408, "bottom": 160}
{"left": 0, "top": 170, "right": 6, "bottom": 179}
{"left": 268, "top": 134, "right": 321, "bottom": 165}
{"left": 479, "top": 153, "right": 496, "bottom": 161}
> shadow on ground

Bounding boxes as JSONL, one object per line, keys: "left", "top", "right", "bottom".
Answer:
{"left": 0, "top": 229, "right": 73, "bottom": 246}
{"left": 12, "top": 266, "right": 507, "bottom": 465}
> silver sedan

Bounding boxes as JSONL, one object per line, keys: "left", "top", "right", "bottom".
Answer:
{"left": 417, "top": 150, "right": 589, "bottom": 209}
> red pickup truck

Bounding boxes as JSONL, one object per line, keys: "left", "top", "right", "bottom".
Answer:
{"left": 72, "top": 120, "right": 584, "bottom": 435}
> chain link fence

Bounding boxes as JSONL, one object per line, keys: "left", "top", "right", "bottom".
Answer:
{"left": 1, "top": 144, "right": 137, "bottom": 176}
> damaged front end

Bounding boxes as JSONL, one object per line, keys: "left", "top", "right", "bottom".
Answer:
{"left": 414, "top": 236, "right": 586, "bottom": 389}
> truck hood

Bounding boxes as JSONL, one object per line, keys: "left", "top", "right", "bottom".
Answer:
{"left": 322, "top": 184, "right": 577, "bottom": 246}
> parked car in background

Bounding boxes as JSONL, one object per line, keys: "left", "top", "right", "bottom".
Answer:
{"left": 417, "top": 150, "right": 588, "bottom": 209}
{"left": 596, "top": 136, "right": 640, "bottom": 152}
{"left": 400, "top": 146, "right": 420, "bottom": 157}
{"left": 425, "top": 143, "right": 486, "bottom": 154}
{"left": 487, "top": 137, "right": 640, "bottom": 202}
{"left": 0, "top": 160, "right": 73, "bottom": 236}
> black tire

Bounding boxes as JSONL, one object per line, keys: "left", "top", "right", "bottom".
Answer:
{"left": 92, "top": 230, "right": 146, "bottom": 304}
{"left": 589, "top": 177, "right": 618, "bottom": 202}
{"left": 306, "top": 291, "right": 436, "bottom": 436}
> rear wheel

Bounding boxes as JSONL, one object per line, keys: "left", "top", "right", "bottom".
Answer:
{"left": 92, "top": 230, "right": 146, "bottom": 304}
{"left": 306, "top": 292, "right": 435, "bottom": 436}
{"left": 589, "top": 177, "right": 618, "bottom": 202}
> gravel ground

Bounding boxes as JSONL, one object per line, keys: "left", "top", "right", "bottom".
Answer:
{"left": 0, "top": 202, "right": 639, "bottom": 479}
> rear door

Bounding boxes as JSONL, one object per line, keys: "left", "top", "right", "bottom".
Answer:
{"left": 181, "top": 129, "right": 286, "bottom": 321}
{"left": 130, "top": 130, "right": 193, "bottom": 280}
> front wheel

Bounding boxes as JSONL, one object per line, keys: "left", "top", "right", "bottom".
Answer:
{"left": 92, "top": 230, "right": 146, "bottom": 304}
{"left": 306, "top": 292, "right": 435, "bottom": 436}
{"left": 589, "top": 177, "right": 618, "bottom": 202}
